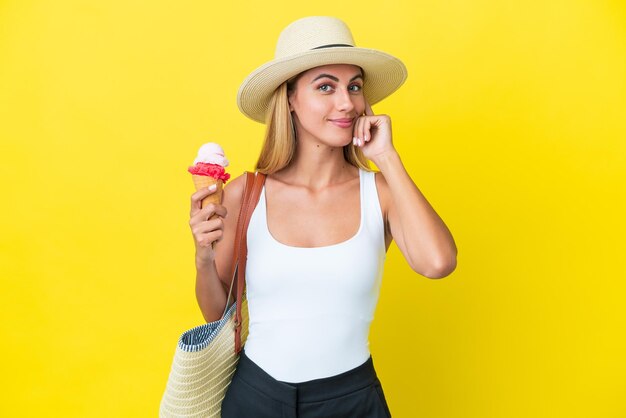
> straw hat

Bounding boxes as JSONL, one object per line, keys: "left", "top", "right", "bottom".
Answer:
{"left": 237, "top": 16, "right": 408, "bottom": 123}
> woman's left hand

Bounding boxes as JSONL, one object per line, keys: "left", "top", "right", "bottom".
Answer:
{"left": 353, "top": 99, "right": 396, "bottom": 163}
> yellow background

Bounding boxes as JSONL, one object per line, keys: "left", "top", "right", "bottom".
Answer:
{"left": 1, "top": 0, "right": 625, "bottom": 417}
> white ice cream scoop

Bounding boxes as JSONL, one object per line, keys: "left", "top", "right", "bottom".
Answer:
{"left": 193, "top": 142, "right": 229, "bottom": 167}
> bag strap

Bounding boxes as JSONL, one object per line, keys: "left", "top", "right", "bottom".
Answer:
{"left": 228, "top": 170, "right": 266, "bottom": 354}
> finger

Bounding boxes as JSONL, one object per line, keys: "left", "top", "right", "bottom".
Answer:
{"left": 190, "top": 185, "right": 219, "bottom": 215}
{"left": 203, "top": 203, "right": 227, "bottom": 219}
{"left": 195, "top": 229, "right": 224, "bottom": 248}
{"left": 193, "top": 217, "right": 225, "bottom": 235}
{"left": 189, "top": 203, "right": 227, "bottom": 226}
{"left": 196, "top": 203, "right": 227, "bottom": 221}
{"left": 353, "top": 121, "right": 361, "bottom": 146}
{"left": 363, "top": 118, "right": 372, "bottom": 143}
{"left": 191, "top": 185, "right": 219, "bottom": 202}
{"left": 359, "top": 117, "right": 369, "bottom": 147}
{"left": 356, "top": 116, "right": 367, "bottom": 145}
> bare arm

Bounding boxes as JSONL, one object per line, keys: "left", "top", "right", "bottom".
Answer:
{"left": 375, "top": 151, "right": 457, "bottom": 278}
{"left": 189, "top": 174, "right": 246, "bottom": 322}
{"left": 354, "top": 99, "right": 457, "bottom": 279}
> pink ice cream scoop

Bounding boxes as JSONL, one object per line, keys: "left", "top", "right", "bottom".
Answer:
{"left": 188, "top": 142, "right": 231, "bottom": 182}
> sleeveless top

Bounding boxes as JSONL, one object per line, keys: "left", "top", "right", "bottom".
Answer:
{"left": 244, "top": 168, "right": 387, "bottom": 383}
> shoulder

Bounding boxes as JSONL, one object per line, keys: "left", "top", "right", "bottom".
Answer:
{"left": 222, "top": 172, "right": 252, "bottom": 219}
{"left": 224, "top": 172, "right": 247, "bottom": 199}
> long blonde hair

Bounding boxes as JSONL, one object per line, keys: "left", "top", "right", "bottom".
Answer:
{"left": 255, "top": 79, "right": 372, "bottom": 175}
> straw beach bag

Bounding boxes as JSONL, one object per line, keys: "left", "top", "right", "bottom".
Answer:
{"left": 160, "top": 171, "right": 266, "bottom": 417}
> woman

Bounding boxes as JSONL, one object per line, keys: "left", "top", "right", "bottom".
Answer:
{"left": 189, "top": 16, "right": 457, "bottom": 417}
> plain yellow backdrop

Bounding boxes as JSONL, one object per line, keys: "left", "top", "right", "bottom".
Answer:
{"left": 1, "top": 0, "right": 625, "bottom": 417}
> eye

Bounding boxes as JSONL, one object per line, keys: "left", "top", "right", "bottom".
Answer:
{"left": 318, "top": 84, "right": 333, "bottom": 92}
{"left": 349, "top": 84, "right": 362, "bottom": 92}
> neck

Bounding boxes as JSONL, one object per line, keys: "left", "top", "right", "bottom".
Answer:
{"left": 276, "top": 138, "right": 357, "bottom": 190}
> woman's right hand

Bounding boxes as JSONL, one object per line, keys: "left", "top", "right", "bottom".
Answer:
{"left": 189, "top": 186, "right": 228, "bottom": 266}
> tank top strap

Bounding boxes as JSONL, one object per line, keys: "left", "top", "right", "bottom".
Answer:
{"left": 360, "top": 169, "right": 386, "bottom": 254}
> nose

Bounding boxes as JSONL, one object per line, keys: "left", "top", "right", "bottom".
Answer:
{"left": 335, "top": 87, "right": 355, "bottom": 113}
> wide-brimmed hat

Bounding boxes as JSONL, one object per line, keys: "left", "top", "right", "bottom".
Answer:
{"left": 237, "top": 16, "right": 408, "bottom": 123}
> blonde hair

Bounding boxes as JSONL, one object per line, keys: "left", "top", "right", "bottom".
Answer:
{"left": 255, "top": 79, "right": 372, "bottom": 175}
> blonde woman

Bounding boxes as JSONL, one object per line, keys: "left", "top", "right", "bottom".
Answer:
{"left": 188, "top": 16, "right": 457, "bottom": 417}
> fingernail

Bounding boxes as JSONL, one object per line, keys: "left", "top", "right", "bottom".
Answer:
{"left": 208, "top": 184, "right": 217, "bottom": 191}
{"left": 353, "top": 137, "right": 357, "bottom": 146}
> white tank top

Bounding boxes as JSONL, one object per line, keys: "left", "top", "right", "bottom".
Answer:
{"left": 244, "top": 168, "right": 387, "bottom": 383}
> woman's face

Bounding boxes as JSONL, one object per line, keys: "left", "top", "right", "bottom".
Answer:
{"left": 288, "top": 64, "right": 365, "bottom": 147}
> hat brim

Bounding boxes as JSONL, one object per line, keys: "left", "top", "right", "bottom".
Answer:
{"left": 237, "top": 47, "right": 407, "bottom": 123}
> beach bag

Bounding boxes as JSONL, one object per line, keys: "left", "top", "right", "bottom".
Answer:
{"left": 159, "top": 171, "right": 266, "bottom": 417}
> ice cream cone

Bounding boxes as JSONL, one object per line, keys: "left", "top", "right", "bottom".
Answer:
{"left": 189, "top": 143, "right": 230, "bottom": 251}
{"left": 192, "top": 175, "right": 224, "bottom": 250}
{"left": 192, "top": 175, "right": 224, "bottom": 220}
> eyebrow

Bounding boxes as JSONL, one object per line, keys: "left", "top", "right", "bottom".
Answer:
{"left": 310, "top": 73, "right": 363, "bottom": 83}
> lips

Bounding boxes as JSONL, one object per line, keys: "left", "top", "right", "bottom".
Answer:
{"left": 328, "top": 118, "right": 354, "bottom": 128}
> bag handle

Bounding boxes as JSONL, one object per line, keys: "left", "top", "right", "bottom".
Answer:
{"left": 221, "top": 171, "right": 253, "bottom": 316}
{"left": 224, "top": 170, "right": 266, "bottom": 354}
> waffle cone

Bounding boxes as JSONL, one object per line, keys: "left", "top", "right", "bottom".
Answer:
{"left": 192, "top": 175, "right": 224, "bottom": 220}
{"left": 192, "top": 175, "right": 224, "bottom": 251}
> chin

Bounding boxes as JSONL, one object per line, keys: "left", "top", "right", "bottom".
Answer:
{"left": 326, "top": 132, "right": 353, "bottom": 147}
{"left": 333, "top": 138, "right": 353, "bottom": 148}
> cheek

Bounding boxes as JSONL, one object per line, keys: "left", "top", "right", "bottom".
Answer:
{"left": 305, "top": 98, "right": 329, "bottom": 117}
{"left": 354, "top": 97, "right": 366, "bottom": 115}
{"left": 294, "top": 98, "right": 330, "bottom": 125}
